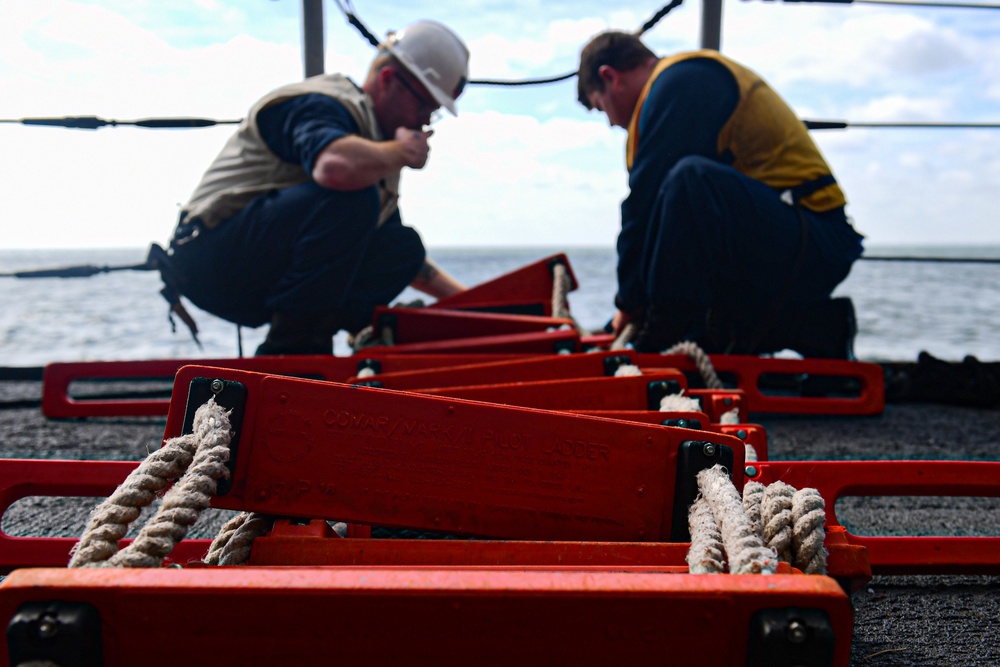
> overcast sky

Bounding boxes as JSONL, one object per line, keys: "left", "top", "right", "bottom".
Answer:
{"left": 2, "top": 0, "right": 999, "bottom": 250}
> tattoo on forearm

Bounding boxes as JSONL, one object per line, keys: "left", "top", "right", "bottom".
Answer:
{"left": 417, "top": 262, "right": 439, "bottom": 282}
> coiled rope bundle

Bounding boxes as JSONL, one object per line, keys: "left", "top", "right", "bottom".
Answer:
{"left": 69, "top": 398, "right": 272, "bottom": 568}
{"left": 687, "top": 465, "right": 828, "bottom": 575}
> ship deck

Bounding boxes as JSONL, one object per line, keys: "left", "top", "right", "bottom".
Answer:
{"left": 1, "top": 376, "right": 998, "bottom": 667}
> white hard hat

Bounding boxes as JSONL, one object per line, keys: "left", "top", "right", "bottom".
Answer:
{"left": 381, "top": 20, "right": 470, "bottom": 115}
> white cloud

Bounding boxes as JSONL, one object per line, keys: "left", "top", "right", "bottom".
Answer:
{"left": 848, "top": 94, "right": 952, "bottom": 122}
{"left": 403, "top": 110, "right": 626, "bottom": 248}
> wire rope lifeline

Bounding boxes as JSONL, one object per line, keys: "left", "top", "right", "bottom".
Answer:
{"left": 68, "top": 397, "right": 233, "bottom": 568}
{"left": 11, "top": 3, "right": 1000, "bottom": 129}
{"left": 332, "top": 0, "right": 685, "bottom": 87}
{"left": 687, "top": 465, "right": 828, "bottom": 575}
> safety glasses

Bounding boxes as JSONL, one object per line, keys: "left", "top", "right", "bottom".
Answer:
{"left": 395, "top": 70, "right": 442, "bottom": 124}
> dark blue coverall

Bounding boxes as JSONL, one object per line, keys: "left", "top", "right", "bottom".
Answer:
{"left": 618, "top": 58, "right": 864, "bottom": 350}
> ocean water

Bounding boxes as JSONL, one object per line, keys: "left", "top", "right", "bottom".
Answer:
{"left": 1, "top": 245, "right": 998, "bottom": 366}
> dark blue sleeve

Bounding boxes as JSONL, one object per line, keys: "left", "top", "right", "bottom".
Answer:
{"left": 615, "top": 58, "right": 739, "bottom": 313}
{"left": 256, "top": 94, "right": 361, "bottom": 174}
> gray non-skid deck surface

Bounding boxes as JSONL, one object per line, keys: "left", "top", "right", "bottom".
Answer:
{"left": 1, "top": 378, "right": 998, "bottom": 666}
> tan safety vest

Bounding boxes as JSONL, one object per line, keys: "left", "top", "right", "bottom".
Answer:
{"left": 626, "top": 51, "right": 846, "bottom": 213}
{"left": 182, "top": 74, "right": 400, "bottom": 229}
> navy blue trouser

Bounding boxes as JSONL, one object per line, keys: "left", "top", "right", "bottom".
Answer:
{"left": 170, "top": 182, "right": 426, "bottom": 331}
{"left": 640, "top": 156, "right": 863, "bottom": 322}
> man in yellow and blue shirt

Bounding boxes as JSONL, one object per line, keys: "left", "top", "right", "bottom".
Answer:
{"left": 578, "top": 31, "right": 864, "bottom": 357}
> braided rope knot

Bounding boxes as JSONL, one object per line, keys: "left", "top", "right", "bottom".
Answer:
{"left": 762, "top": 481, "right": 795, "bottom": 563}
{"left": 792, "top": 488, "right": 828, "bottom": 574}
{"left": 69, "top": 398, "right": 233, "bottom": 569}
{"left": 697, "top": 466, "right": 778, "bottom": 575}
{"left": 688, "top": 465, "right": 828, "bottom": 575}
{"left": 687, "top": 497, "right": 726, "bottom": 574}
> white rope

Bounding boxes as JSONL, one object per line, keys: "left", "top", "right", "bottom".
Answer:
{"left": 686, "top": 497, "right": 726, "bottom": 573}
{"left": 356, "top": 366, "right": 377, "bottom": 379}
{"left": 69, "top": 398, "right": 232, "bottom": 568}
{"left": 349, "top": 323, "right": 393, "bottom": 350}
{"left": 761, "top": 481, "right": 795, "bottom": 564}
{"left": 719, "top": 408, "right": 740, "bottom": 424}
{"left": 203, "top": 511, "right": 275, "bottom": 566}
{"left": 690, "top": 471, "right": 827, "bottom": 575}
{"left": 610, "top": 321, "right": 637, "bottom": 350}
{"left": 551, "top": 262, "right": 572, "bottom": 320}
{"left": 550, "top": 262, "right": 588, "bottom": 335}
{"left": 696, "top": 465, "right": 778, "bottom": 574}
{"left": 660, "top": 392, "right": 701, "bottom": 412}
{"left": 613, "top": 363, "right": 643, "bottom": 377}
{"left": 663, "top": 341, "right": 724, "bottom": 390}
{"left": 349, "top": 325, "right": 374, "bottom": 351}
{"left": 792, "top": 488, "right": 828, "bottom": 574}
{"left": 742, "top": 480, "right": 765, "bottom": 540}
{"left": 744, "top": 443, "right": 759, "bottom": 462}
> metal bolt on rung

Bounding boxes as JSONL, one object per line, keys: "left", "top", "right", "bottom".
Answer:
{"left": 702, "top": 442, "right": 717, "bottom": 457}
{"left": 787, "top": 619, "right": 808, "bottom": 644}
{"left": 210, "top": 379, "right": 224, "bottom": 394}
{"left": 37, "top": 616, "right": 58, "bottom": 639}
{"left": 745, "top": 465, "right": 758, "bottom": 478}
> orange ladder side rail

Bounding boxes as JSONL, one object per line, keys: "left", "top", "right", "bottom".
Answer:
{"left": 568, "top": 410, "right": 768, "bottom": 461}
{"left": 637, "top": 353, "right": 885, "bottom": 415}
{"left": 411, "top": 372, "right": 688, "bottom": 412}
{"left": 40, "top": 353, "right": 533, "bottom": 419}
{"left": 371, "top": 306, "right": 575, "bottom": 344}
{"left": 361, "top": 327, "right": 581, "bottom": 354}
{"left": 345, "top": 349, "right": 637, "bottom": 389}
{"left": 0, "top": 459, "right": 209, "bottom": 573}
{"left": 248, "top": 519, "right": 870, "bottom": 588}
{"left": 0, "top": 568, "right": 853, "bottom": 667}
{"left": 160, "top": 365, "right": 744, "bottom": 544}
{"left": 756, "top": 460, "right": 1000, "bottom": 574}
{"left": 432, "top": 253, "right": 579, "bottom": 316}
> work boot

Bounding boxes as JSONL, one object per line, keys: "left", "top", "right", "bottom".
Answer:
{"left": 706, "top": 297, "right": 857, "bottom": 359}
{"left": 757, "top": 297, "right": 857, "bottom": 359}
{"left": 254, "top": 311, "right": 341, "bottom": 356}
{"left": 883, "top": 351, "right": 1000, "bottom": 407}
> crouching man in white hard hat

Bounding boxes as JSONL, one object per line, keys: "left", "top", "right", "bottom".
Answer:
{"left": 166, "top": 20, "right": 469, "bottom": 354}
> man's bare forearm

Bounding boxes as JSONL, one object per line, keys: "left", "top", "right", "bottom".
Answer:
{"left": 409, "top": 257, "right": 465, "bottom": 298}
{"left": 311, "top": 129, "right": 432, "bottom": 190}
